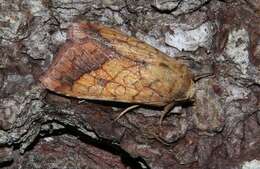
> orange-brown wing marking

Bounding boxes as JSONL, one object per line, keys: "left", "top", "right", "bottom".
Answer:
{"left": 94, "top": 24, "right": 195, "bottom": 103}
{"left": 71, "top": 57, "right": 168, "bottom": 105}
{"left": 40, "top": 22, "right": 195, "bottom": 106}
{"left": 40, "top": 33, "right": 119, "bottom": 94}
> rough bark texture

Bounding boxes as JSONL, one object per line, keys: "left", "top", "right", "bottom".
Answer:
{"left": 0, "top": 0, "right": 259, "bottom": 169}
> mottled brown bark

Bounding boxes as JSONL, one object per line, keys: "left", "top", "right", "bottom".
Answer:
{"left": 0, "top": 0, "right": 259, "bottom": 169}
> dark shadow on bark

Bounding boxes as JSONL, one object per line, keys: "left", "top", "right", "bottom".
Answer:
{"left": 16, "top": 120, "right": 151, "bottom": 169}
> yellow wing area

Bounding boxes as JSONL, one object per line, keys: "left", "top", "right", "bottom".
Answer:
{"left": 71, "top": 56, "right": 193, "bottom": 106}
{"left": 40, "top": 23, "right": 195, "bottom": 106}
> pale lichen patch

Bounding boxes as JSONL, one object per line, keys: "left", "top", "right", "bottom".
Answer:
{"left": 225, "top": 28, "right": 250, "bottom": 75}
{"left": 242, "top": 160, "right": 260, "bottom": 169}
{"left": 165, "top": 22, "right": 215, "bottom": 51}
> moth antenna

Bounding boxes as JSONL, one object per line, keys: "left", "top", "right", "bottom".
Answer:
{"left": 152, "top": 133, "right": 172, "bottom": 146}
{"left": 193, "top": 72, "right": 214, "bottom": 82}
{"left": 159, "top": 102, "right": 175, "bottom": 126}
{"left": 113, "top": 105, "right": 140, "bottom": 122}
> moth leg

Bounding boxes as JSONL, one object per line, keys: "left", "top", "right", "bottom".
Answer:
{"left": 149, "top": 132, "right": 172, "bottom": 146}
{"left": 159, "top": 102, "right": 175, "bottom": 126}
{"left": 114, "top": 105, "right": 140, "bottom": 122}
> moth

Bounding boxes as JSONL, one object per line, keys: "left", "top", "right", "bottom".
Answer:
{"left": 40, "top": 22, "right": 195, "bottom": 124}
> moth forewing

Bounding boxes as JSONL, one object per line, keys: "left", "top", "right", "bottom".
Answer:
{"left": 40, "top": 22, "right": 195, "bottom": 121}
